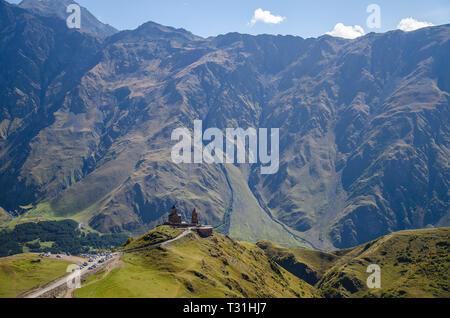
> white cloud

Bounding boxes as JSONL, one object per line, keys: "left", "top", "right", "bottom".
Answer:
{"left": 397, "top": 17, "right": 434, "bottom": 32}
{"left": 250, "top": 8, "right": 285, "bottom": 25}
{"left": 326, "top": 23, "right": 365, "bottom": 39}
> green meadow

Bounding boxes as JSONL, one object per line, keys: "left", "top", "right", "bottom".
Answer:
{"left": 0, "top": 254, "right": 71, "bottom": 298}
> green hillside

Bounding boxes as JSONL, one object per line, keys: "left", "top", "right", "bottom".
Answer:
{"left": 257, "top": 241, "right": 340, "bottom": 285}
{"left": 0, "top": 207, "right": 7, "bottom": 222}
{"left": 121, "top": 225, "right": 183, "bottom": 251}
{"left": 0, "top": 227, "right": 448, "bottom": 298}
{"left": 259, "top": 228, "right": 450, "bottom": 298}
{"left": 0, "top": 254, "right": 71, "bottom": 298}
{"left": 74, "top": 228, "right": 318, "bottom": 298}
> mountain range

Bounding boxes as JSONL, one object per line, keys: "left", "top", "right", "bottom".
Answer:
{"left": 0, "top": 0, "right": 449, "bottom": 250}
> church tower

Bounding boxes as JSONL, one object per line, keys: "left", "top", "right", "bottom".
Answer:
{"left": 168, "top": 205, "right": 182, "bottom": 224}
{"left": 191, "top": 208, "right": 199, "bottom": 225}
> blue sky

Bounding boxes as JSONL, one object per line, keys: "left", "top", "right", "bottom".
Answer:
{"left": 8, "top": 0, "right": 450, "bottom": 38}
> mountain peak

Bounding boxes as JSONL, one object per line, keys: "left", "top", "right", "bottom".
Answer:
{"left": 136, "top": 20, "right": 203, "bottom": 41}
{"left": 106, "top": 20, "right": 204, "bottom": 46}
{"left": 19, "top": 0, "right": 117, "bottom": 37}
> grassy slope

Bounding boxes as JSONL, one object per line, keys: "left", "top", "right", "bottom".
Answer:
{"left": 319, "top": 228, "right": 450, "bottom": 298}
{"left": 0, "top": 202, "right": 100, "bottom": 233}
{"left": 226, "top": 165, "right": 310, "bottom": 248}
{"left": 0, "top": 207, "right": 7, "bottom": 222}
{"left": 0, "top": 227, "right": 446, "bottom": 298}
{"left": 75, "top": 229, "right": 318, "bottom": 298}
{"left": 0, "top": 202, "right": 114, "bottom": 238}
{"left": 0, "top": 254, "right": 71, "bottom": 298}
{"left": 257, "top": 240, "right": 339, "bottom": 285}
{"left": 121, "top": 225, "right": 183, "bottom": 251}
{"left": 260, "top": 228, "right": 450, "bottom": 298}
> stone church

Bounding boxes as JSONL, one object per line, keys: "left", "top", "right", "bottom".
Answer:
{"left": 165, "top": 205, "right": 213, "bottom": 237}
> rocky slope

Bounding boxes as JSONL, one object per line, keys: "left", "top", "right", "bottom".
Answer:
{"left": 0, "top": 0, "right": 448, "bottom": 249}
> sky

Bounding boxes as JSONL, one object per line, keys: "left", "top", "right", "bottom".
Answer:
{"left": 7, "top": 0, "right": 450, "bottom": 39}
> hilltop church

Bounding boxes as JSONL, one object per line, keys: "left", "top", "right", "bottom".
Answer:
{"left": 164, "top": 205, "right": 213, "bottom": 237}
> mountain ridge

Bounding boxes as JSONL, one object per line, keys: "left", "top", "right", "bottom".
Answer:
{"left": 0, "top": 0, "right": 448, "bottom": 250}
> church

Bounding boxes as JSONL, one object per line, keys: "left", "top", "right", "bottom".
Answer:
{"left": 164, "top": 205, "right": 213, "bottom": 237}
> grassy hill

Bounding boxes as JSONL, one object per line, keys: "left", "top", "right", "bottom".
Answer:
{"left": 0, "top": 254, "right": 71, "bottom": 298}
{"left": 259, "top": 228, "right": 450, "bottom": 298}
{"left": 121, "top": 225, "right": 183, "bottom": 251}
{"left": 74, "top": 228, "right": 318, "bottom": 298}
{"left": 75, "top": 226, "right": 450, "bottom": 298}
{"left": 1, "top": 226, "right": 447, "bottom": 298}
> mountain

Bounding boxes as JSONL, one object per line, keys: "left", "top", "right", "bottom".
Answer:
{"left": 19, "top": 0, "right": 117, "bottom": 37}
{"left": 0, "top": 0, "right": 102, "bottom": 216}
{"left": 0, "top": 0, "right": 449, "bottom": 249}
{"left": 69, "top": 226, "right": 449, "bottom": 298}
{"left": 259, "top": 227, "right": 450, "bottom": 298}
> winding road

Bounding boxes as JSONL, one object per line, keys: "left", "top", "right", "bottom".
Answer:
{"left": 24, "top": 229, "right": 193, "bottom": 298}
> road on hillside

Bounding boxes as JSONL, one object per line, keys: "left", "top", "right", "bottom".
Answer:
{"left": 25, "top": 229, "right": 193, "bottom": 298}
{"left": 24, "top": 253, "right": 119, "bottom": 298}
{"left": 123, "top": 228, "right": 193, "bottom": 253}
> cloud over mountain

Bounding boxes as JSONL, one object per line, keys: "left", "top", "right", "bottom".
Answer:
{"left": 326, "top": 23, "right": 365, "bottom": 39}
{"left": 397, "top": 17, "right": 434, "bottom": 32}
{"left": 250, "top": 8, "right": 285, "bottom": 25}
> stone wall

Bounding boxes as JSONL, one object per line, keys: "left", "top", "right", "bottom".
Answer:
{"left": 196, "top": 227, "right": 213, "bottom": 238}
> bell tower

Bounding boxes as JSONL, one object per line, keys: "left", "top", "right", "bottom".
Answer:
{"left": 191, "top": 208, "right": 199, "bottom": 225}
